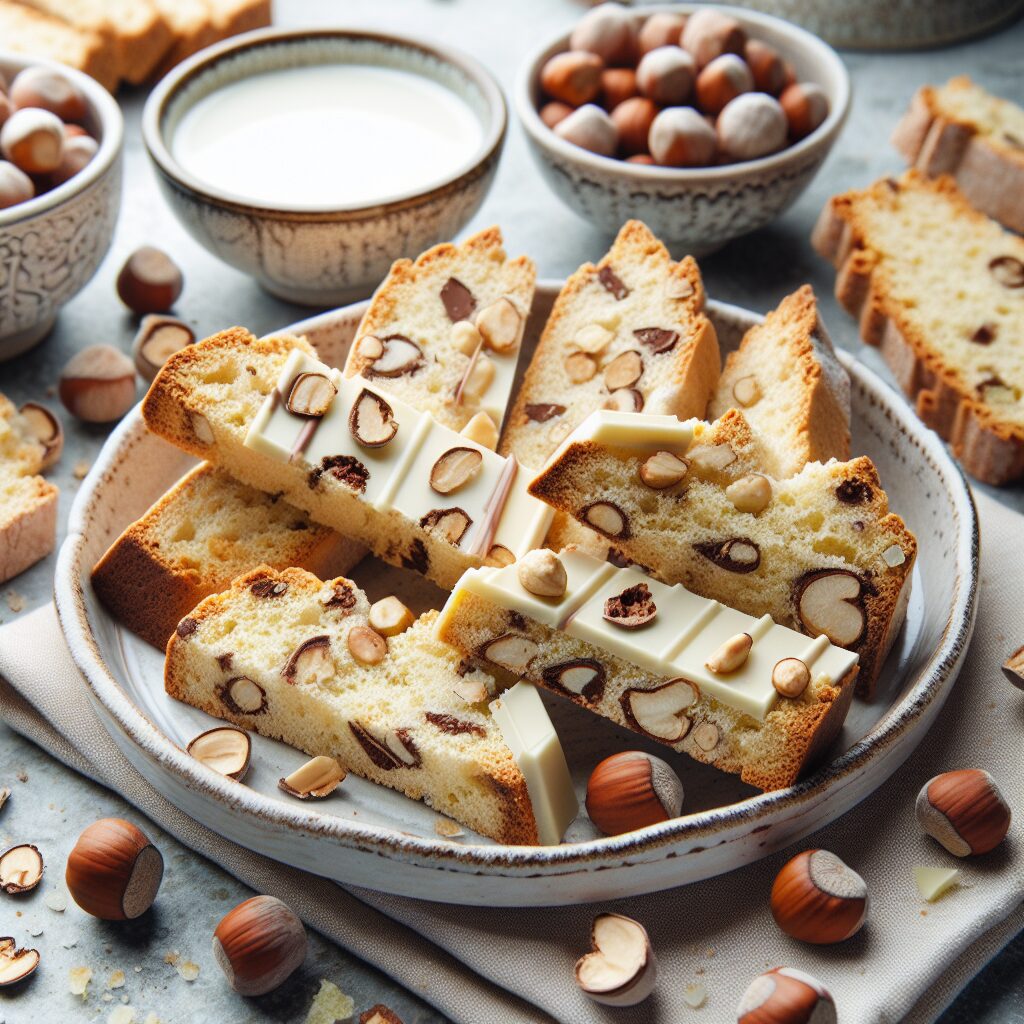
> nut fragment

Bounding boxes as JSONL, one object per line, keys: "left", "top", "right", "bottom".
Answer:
{"left": 0, "top": 937, "right": 40, "bottom": 986}
{"left": 524, "top": 402, "right": 565, "bottom": 422}
{"left": 213, "top": 895, "right": 307, "bottom": 996}
{"left": 420, "top": 508, "right": 472, "bottom": 545}
{"left": 353, "top": 333, "right": 384, "bottom": 365}
{"left": 603, "top": 583, "right": 657, "bottom": 628}
{"left": 365, "top": 335, "right": 423, "bottom": 378}
{"left": 737, "top": 967, "right": 837, "bottom": 1024}
{"left": 732, "top": 375, "right": 761, "bottom": 406}
{"left": 18, "top": 402, "right": 63, "bottom": 469}
{"left": 796, "top": 570, "right": 866, "bottom": 646}
{"left": 347, "top": 625, "right": 387, "bottom": 665}
{"left": 693, "top": 538, "right": 760, "bottom": 573}
{"left": 988, "top": 255, "right": 1024, "bottom": 288}
{"left": 1003, "top": 644, "right": 1024, "bottom": 690}
{"left": 705, "top": 632, "right": 752, "bottom": 673}
{"left": 283, "top": 635, "right": 334, "bottom": 686}
{"left": 632, "top": 327, "right": 679, "bottom": 354}
{"left": 368, "top": 596, "right": 415, "bottom": 637}
{"left": 460, "top": 411, "right": 498, "bottom": 450}
{"left": 59, "top": 345, "right": 135, "bottom": 423}
{"left": 186, "top": 727, "right": 252, "bottom": 781}
{"left": 349, "top": 389, "right": 397, "bottom": 447}
{"left": 639, "top": 450, "right": 688, "bottom": 489}
{"left": 132, "top": 315, "right": 195, "bottom": 381}
{"left": 881, "top": 544, "right": 906, "bottom": 567}
{"left": 450, "top": 320, "right": 482, "bottom": 355}
{"left": 915, "top": 768, "right": 1011, "bottom": 857}
{"left": 576, "top": 323, "right": 614, "bottom": 354}
{"left": 622, "top": 679, "right": 697, "bottom": 742}
{"left": 453, "top": 675, "right": 489, "bottom": 704}
{"left": 692, "top": 722, "right": 719, "bottom": 752}
{"left": 687, "top": 442, "right": 736, "bottom": 473}
{"left": 726, "top": 474, "right": 772, "bottom": 514}
{"left": 542, "top": 659, "right": 606, "bottom": 701}
{"left": 771, "top": 657, "right": 811, "bottom": 698}
{"left": 516, "top": 548, "right": 568, "bottom": 598}
{"left": 586, "top": 750, "right": 683, "bottom": 836}
{"left": 279, "top": 756, "right": 346, "bottom": 799}
{"left": 603, "top": 350, "right": 643, "bottom": 390}
{"left": 486, "top": 544, "right": 516, "bottom": 567}
{"left": 430, "top": 446, "right": 483, "bottom": 495}
{"left": 482, "top": 633, "right": 539, "bottom": 673}
{"left": 287, "top": 372, "right": 337, "bottom": 417}
{"left": 575, "top": 913, "right": 657, "bottom": 1007}
{"left": 565, "top": 350, "right": 597, "bottom": 383}
{"left": 361, "top": 1004, "right": 405, "bottom": 1024}
{"left": 603, "top": 388, "right": 644, "bottom": 412}
{"left": 218, "top": 676, "right": 267, "bottom": 715}
{"left": 582, "top": 500, "right": 629, "bottom": 538}
{"left": 191, "top": 410, "right": 214, "bottom": 445}
{"left": 770, "top": 849, "right": 868, "bottom": 944}
{"left": 0, "top": 844, "right": 43, "bottom": 894}
{"left": 476, "top": 297, "right": 522, "bottom": 353}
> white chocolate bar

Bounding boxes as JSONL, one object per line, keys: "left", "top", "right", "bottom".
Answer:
{"left": 546, "top": 409, "right": 698, "bottom": 461}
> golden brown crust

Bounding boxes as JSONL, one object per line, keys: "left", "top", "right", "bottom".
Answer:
{"left": 0, "top": 474, "right": 57, "bottom": 585}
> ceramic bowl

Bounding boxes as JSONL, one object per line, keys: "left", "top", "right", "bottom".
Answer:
{"left": 0, "top": 51, "right": 123, "bottom": 361}
{"left": 143, "top": 29, "right": 507, "bottom": 307}
{"left": 516, "top": 4, "right": 851, "bottom": 255}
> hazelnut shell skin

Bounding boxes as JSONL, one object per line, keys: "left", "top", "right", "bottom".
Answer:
{"left": 769, "top": 849, "right": 867, "bottom": 944}
{"left": 116, "top": 247, "right": 184, "bottom": 315}
{"left": 213, "top": 895, "right": 307, "bottom": 996}
{"left": 737, "top": 967, "right": 837, "bottom": 1024}
{"left": 916, "top": 768, "right": 1011, "bottom": 856}
{"left": 586, "top": 751, "right": 682, "bottom": 836}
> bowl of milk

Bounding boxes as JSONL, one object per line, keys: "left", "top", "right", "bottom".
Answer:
{"left": 143, "top": 29, "right": 506, "bottom": 306}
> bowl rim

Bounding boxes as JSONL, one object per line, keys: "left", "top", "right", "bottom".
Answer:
{"left": 0, "top": 49, "right": 123, "bottom": 228}
{"left": 515, "top": 2, "right": 852, "bottom": 182}
{"left": 141, "top": 27, "right": 508, "bottom": 217}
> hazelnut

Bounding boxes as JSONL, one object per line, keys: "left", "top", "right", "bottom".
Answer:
{"left": 586, "top": 750, "right": 683, "bottom": 836}
{"left": 476, "top": 296, "right": 522, "bottom": 353}
{"left": 186, "top": 726, "right": 252, "bottom": 781}
{"left": 575, "top": 913, "right": 657, "bottom": 1006}
{"left": 116, "top": 246, "right": 183, "bottom": 314}
{"left": 725, "top": 473, "right": 772, "bottom": 513}
{"left": 279, "top": 755, "right": 346, "bottom": 799}
{"left": 717, "top": 93, "right": 788, "bottom": 161}
{"left": 213, "top": 895, "right": 307, "bottom": 996}
{"left": 459, "top": 351, "right": 495, "bottom": 399}
{"left": 539, "top": 101, "right": 574, "bottom": 130}
{"left": 638, "top": 12, "right": 687, "bottom": 55}
{"left": 0, "top": 92, "right": 10, "bottom": 129}
{"left": 772, "top": 657, "right": 811, "bottom": 698}
{"left": 0, "top": 160, "right": 33, "bottom": 208}
{"left": 516, "top": 548, "right": 567, "bottom": 598}
{"left": 600, "top": 67, "right": 637, "bottom": 111}
{"left": 744, "top": 39, "right": 786, "bottom": 94}
{"left": 0, "top": 844, "right": 43, "bottom": 894}
{"left": 368, "top": 595, "right": 415, "bottom": 637}
{"left": 48, "top": 133, "right": 96, "bottom": 186}
{"left": 132, "top": 314, "right": 195, "bottom": 381}
{"left": 610, "top": 96, "right": 657, "bottom": 156}
{"left": 430, "top": 445, "right": 483, "bottom": 494}
{"left": 705, "top": 631, "right": 752, "bottom": 674}
{"left": 59, "top": 345, "right": 136, "bottom": 423}
{"left": 639, "top": 449, "right": 688, "bottom": 489}
{"left": 65, "top": 818, "right": 164, "bottom": 920}
{"left": 565, "top": 349, "right": 597, "bottom": 382}
{"left": 695, "top": 53, "right": 753, "bottom": 116}
{"left": 18, "top": 402, "right": 63, "bottom": 469}
{"left": 738, "top": 967, "right": 837, "bottom": 1024}
{"left": 450, "top": 319, "right": 482, "bottom": 355}
{"left": 570, "top": 3, "right": 638, "bottom": 66}
{"left": 0, "top": 937, "right": 40, "bottom": 986}
{"left": 915, "top": 768, "right": 1011, "bottom": 857}
{"left": 459, "top": 410, "right": 499, "bottom": 450}
{"left": 648, "top": 106, "right": 716, "bottom": 167}
{"left": 770, "top": 849, "right": 868, "bottom": 944}
{"left": 9, "top": 66, "right": 87, "bottom": 122}
{"left": 540, "top": 50, "right": 604, "bottom": 107}
{"left": 0, "top": 107, "right": 63, "bottom": 174}
{"left": 779, "top": 82, "right": 829, "bottom": 140}
{"left": 636, "top": 46, "right": 695, "bottom": 106}
{"left": 623, "top": 679, "right": 697, "bottom": 741}
{"left": 555, "top": 103, "right": 618, "bottom": 157}
{"left": 681, "top": 8, "right": 747, "bottom": 68}
{"left": 348, "top": 624, "right": 388, "bottom": 665}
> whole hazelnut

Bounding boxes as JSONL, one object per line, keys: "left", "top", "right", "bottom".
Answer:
{"left": 59, "top": 344, "right": 136, "bottom": 423}
{"left": 540, "top": 50, "right": 604, "bottom": 107}
{"left": 48, "top": 133, "right": 97, "bottom": 186}
{"left": 0, "top": 160, "right": 33, "bottom": 209}
{"left": 717, "top": 92, "right": 787, "bottom": 161}
{"left": 681, "top": 8, "right": 747, "bottom": 69}
{"left": 9, "top": 66, "right": 88, "bottom": 123}
{"left": 516, "top": 547, "right": 568, "bottom": 598}
{"left": 570, "top": 2, "right": 638, "bottom": 67}
{"left": 0, "top": 92, "right": 11, "bottom": 129}
{"left": 586, "top": 751, "right": 683, "bottom": 836}
{"left": 600, "top": 67, "right": 637, "bottom": 111}
{"left": 638, "top": 12, "right": 687, "bottom": 55}
{"left": 213, "top": 895, "right": 307, "bottom": 996}
{"left": 648, "top": 106, "right": 716, "bottom": 167}
{"left": 744, "top": 39, "right": 786, "bottom": 95}
{"left": 737, "top": 967, "right": 837, "bottom": 1024}
{"left": 555, "top": 103, "right": 618, "bottom": 157}
{"left": 539, "top": 101, "right": 574, "bottom": 130}
{"left": 65, "top": 818, "right": 164, "bottom": 920}
{"left": 770, "top": 849, "right": 868, "bottom": 944}
{"left": 915, "top": 768, "right": 1011, "bottom": 857}
{"left": 636, "top": 46, "right": 695, "bottom": 107}
{"left": 117, "top": 246, "right": 184, "bottom": 314}
{"left": 611, "top": 96, "right": 658, "bottom": 156}
{"left": 779, "top": 82, "right": 829, "bottom": 140}
{"left": 0, "top": 107, "right": 64, "bottom": 174}
{"left": 695, "top": 53, "right": 754, "bottom": 116}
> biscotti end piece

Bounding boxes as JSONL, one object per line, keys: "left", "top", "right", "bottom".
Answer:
{"left": 205, "top": 0, "right": 273, "bottom": 36}
{"left": 813, "top": 171, "right": 1024, "bottom": 485}
{"left": 347, "top": 226, "right": 536, "bottom": 436}
{"left": 150, "top": 0, "right": 221, "bottom": 78}
{"left": 892, "top": 77, "right": 1024, "bottom": 233}
{"left": 500, "top": 219, "right": 720, "bottom": 472}
{"left": 91, "top": 463, "right": 365, "bottom": 649}
{"left": 709, "top": 285, "right": 851, "bottom": 478}
{"left": 0, "top": 470, "right": 58, "bottom": 584}
{"left": 165, "top": 565, "right": 578, "bottom": 844}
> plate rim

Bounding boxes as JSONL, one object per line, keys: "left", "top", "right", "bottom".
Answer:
{"left": 55, "top": 287, "right": 980, "bottom": 876}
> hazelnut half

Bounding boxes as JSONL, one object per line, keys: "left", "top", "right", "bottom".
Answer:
{"left": 368, "top": 596, "right": 415, "bottom": 637}
{"left": 279, "top": 756, "right": 346, "bottom": 799}
{"left": 186, "top": 727, "right": 252, "bottom": 781}
{"left": 59, "top": 344, "right": 135, "bottom": 423}
{"left": 770, "top": 849, "right": 868, "bottom": 944}
{"left": 213, "top": 895, "right": 307, "bottom": 996}
{"left": 586, "top": 751, "right": 683, "bottom": 836}
{"left": 0, "top": 844, "right": 43, "bottom": 894}
{"left": 430, "top": 446, "right": 483, "bottom": 495}
{"left": 738, "top": 966, "right": 837, "bottom": 1024}
{"left": 0, "top": 936, "right": 39, "bottom": 986}
{"left": 575, "top": 913, "right": 657, "bottom": 1007}
{"left": 18, "top": 401, "right": 62, "bottom": 469}
{"left": 915, "top": 769, "right": 1011, "bottom": 857}
{"left": 132, "top": 314, "right": 195, "bottom": 381}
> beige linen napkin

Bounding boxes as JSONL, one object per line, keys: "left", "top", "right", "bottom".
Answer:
{"left": 1, "top": 489, "right": 1022, "bottom": 1024}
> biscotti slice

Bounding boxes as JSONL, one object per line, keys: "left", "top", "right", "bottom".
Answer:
{"left": 204, "top": 0, "right": 273, "bottom": 37}
{"left": 91, "top": 463, "right": 366, "bottom": 650}
{"left": 528, "top": 410, "right": 916, "bottom": 698}
{"left": 500, "top": 219, "right": 720, "bottom": 472}
{"left": 150, "top": 0, "right": 220, "bottom": 78}
{"left": 142, "top": 329, "right": 553, "bottom": 590}
{"left": 708, "top": 286, "right": 851, "bottom": 478}
{"left": 892, "top": 77, "right": 1024, "bottom": 233}
{"left": 437, "top": 548, "right": 858, "bottom": 791}
{"left": 165, "top": 566, "right": 578, "bottom": 845}
{"left": 346, "top": 227, "right": 536, "bottom": 436}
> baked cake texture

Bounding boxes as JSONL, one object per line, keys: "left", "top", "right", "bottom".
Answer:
{"left": 813, "top": 171, "right": 1024, "bottom": 485}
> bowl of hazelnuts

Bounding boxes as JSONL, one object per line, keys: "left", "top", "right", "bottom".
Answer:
{"left": 0, "top": 52, "right": 123, "bottom": 361}
{"left": 516, "top": 3, "right": 850, "bottom": 255}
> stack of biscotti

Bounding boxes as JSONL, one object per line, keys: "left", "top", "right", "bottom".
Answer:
{"left": 0, "top": 393, "right": 58, "bottom": 584}
{"left": 165, "top": 565, "right": 578, "bottom": 845}
{"left": 813, "top": 170, "right": 1024, "bottom": 485}
{"left": 528, "top": 410, "right": 916, "bottom": 698}
{"left": 92, "top": 463, "right": 366, "bottom": 650}
{"left": 892, "top": 77, "right": 1024, "bottom": 233}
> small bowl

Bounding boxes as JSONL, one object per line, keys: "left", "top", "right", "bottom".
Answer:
{"left": 0, "top": 51, "right": 123, "bottom": 362}
{"left": 516, "top": 4, "right": 851, "bottom": 255}
{"left": 143, "top": 29, "right": 507, "bottom": 307}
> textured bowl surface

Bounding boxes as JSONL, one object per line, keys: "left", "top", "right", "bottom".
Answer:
{"left": 516, "top": 4, "right": 851, "bottom": 255}
{"left": 55, "top": 284, "right": 977, "bottom": 906}
{"left": 143, "top": 29, "right": 506, "bottom": 306}
{"left": 0, "top": 51, "right": 123, "bottom": 360}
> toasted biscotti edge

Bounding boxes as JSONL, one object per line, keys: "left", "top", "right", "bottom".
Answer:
{"left": 811, "top": 174, "right": 1024, "bottom": 486}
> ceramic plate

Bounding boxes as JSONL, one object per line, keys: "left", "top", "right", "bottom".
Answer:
{"left": 55, "top": 284, "right": 978, "bottom": 906}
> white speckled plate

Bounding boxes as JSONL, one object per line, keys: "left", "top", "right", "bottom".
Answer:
{"left": 55, "top": 284, "right": 977, "bottom": 906}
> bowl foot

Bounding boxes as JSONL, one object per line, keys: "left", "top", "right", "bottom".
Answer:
{"left": 0, "top": 316, "right": 57, "bottom": 362}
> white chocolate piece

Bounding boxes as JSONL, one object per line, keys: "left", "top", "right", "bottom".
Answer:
{"left": 913, "top": 865, "right": 961, "bottom": 902}
{"left": 547, "top": 410, "right": 697, "bottom": 463}
{"left": 489, "top": 682, "right": 579, "bottom": 845}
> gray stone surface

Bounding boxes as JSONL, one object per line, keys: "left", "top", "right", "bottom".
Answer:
{"left": 1, "top": 1, "right": 1022, "bottom": 1020}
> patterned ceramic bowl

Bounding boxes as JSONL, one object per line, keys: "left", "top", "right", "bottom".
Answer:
{"left": 143, "top": 29, "right": 507, "bottom": 307}
{"left": 516, "top": 4, "right": 851, "bottom": 255}
{"left": 0, "top": 52, "right": 123, "bottom": 362}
